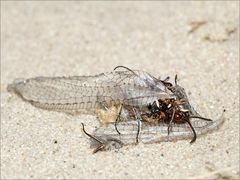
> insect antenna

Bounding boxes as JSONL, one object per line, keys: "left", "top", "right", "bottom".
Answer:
{"left": 163, "top": 76, "right": 170, "bottom": 82}
{"left": 174, "top": 74, "right": 178, "bottom": 85}
{"left": 114, "top": 65, "right": 136, "bottom": 75}
{"left": 183, "top": 119, "right": 197, "bottom": 143}
{"left": 81, "top": 123, "right": 104, "bottom": 144}
{"left": 156, "top": 76, "right": 173, "bottom": 87}
{"left": 190, "top": 116, "right": 212, "bottom": 121}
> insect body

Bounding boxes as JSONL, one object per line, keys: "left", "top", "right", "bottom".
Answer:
{"left": 140, "top": 75, "right": 212, "bottom": 143}
{"left": 8, "top": 66, "right": 219, "bottom": 153}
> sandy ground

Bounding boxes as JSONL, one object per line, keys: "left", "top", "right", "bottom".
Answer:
{"left": 1, "top": 2, "right": 239, "bottom": 179}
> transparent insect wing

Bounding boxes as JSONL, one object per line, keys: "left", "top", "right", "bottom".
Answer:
{"left": 91, "top": 113, "right": 224, "bottom": 148}
{"left": 172, "top": 84, "right": 200, "bottom": 116}
{"left": 7, "top": 70, "right": 173, "bottom": 115}
{"left": 133, "top": 70, "right": 168, "bottom": 91}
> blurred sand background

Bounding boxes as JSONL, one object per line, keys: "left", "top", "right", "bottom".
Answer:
{"left": 1, "top": 1, "right": 239, "bottom": 179}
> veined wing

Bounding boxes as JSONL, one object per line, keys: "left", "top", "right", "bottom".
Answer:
{"left": 7, "top": 70, "right": 172, "bottom": 114}
{"left": 90, "top": 114, "right": 225, "bottom": 147}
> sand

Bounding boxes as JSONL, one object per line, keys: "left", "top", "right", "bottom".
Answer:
{"left": 1, "top": 2, "right": 239, "bottom": 179}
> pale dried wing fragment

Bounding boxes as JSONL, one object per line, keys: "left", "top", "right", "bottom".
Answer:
{"left": 90, "top": 113, "right": 225, "bottom": 148}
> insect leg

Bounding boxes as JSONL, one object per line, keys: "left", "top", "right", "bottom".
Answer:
{"left": 167, "top": 109, "right": 176, "bottom": 135}
{"left": 190, "top": 116, "right": 212, "bottom": 121}
{"left": 132, "top": 108, "right": 142, "bottom": 144}
{"left": 81, "top": 123, "right": 104, "bottom": 144}
{"left": 81, "top": 123, "right": 106, "bottom": 153}
{"left": 136, "top": 117, "right": 141, "bottom": 144}
{"left": 183, "top": 120, "right": 197, "bottom": 143}
{"left": 114, "top": 104, "right": 123, "bottom": 135}
{"left": 93, "top": 144, "right": 106, "bottom": 154}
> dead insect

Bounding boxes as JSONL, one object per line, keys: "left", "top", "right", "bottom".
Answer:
{"left": 141, "top": 75, "right": 212, "bottom": 143}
